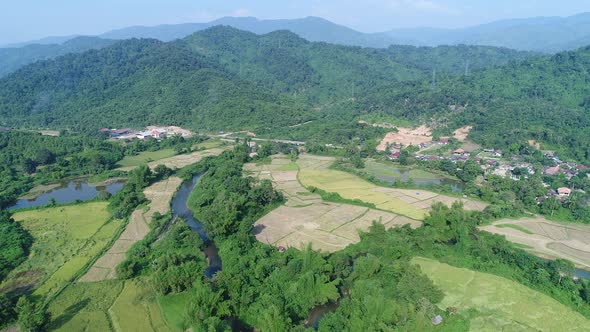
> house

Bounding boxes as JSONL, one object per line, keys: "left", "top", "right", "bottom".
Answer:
{"left": 483, "top": 148, "right": 494, "bottom": 153}
{"left": 453, "top": 148, "right": 469, "bottom": 156}
{"left": 558, "top": 187, "right": 572, "bottom": 197}
{"left": 110, "top": 128, "right": 132, "bottom": 138}
{"left": 438, "top": 137, "right": 449, "bottom": 144}
{"left": 545, "top": 166, "right": 561, "bottom": 176}
{"left": 494, "top": 150, "right": 504, "bottom": 157}
{"left": 388, "top": 152, "right": 401, "bottom": 160}
{"left": 0, "top": 127, "right": 10, "bottom": 132}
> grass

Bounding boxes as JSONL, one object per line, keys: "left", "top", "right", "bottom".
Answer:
{"left": 1, "top": 202, "right": 118, "bottom": 297}
{"left": 413, "top": 257, "right": 590, "bottom": 331}
{"left": 496, "top": 223, "right": 534, "bottom": 234}
{"left": 46, "top": 280, "right": 124, "bottom": 332}
{"left": 117, "top": 149, "right": 177, "bottom": 167}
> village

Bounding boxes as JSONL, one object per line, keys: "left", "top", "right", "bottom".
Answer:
{"left": 99, "top": 125, "right": 194, "bottom": 140}
{"left": 379, "top": 125, "right": 589, "bottom": 205}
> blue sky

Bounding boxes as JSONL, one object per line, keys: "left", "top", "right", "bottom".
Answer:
{"left": 1, "top": 0, "right": 589, "bottom": 45}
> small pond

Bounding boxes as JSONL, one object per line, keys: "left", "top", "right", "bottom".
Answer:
{"left": 171, "top": 174, "right": 222, "bottom": 278}
{"left": 373, "top": 171, "right": 464, "bottom": 192}
{"left": 8, "top": 179, "right": 125, "bottom": 210}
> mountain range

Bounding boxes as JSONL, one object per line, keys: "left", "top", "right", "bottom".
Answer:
{"left": 7, "top": 14, "right": 590, "bottom": 53}
{"left": 2, "top": 26, "right": 590, "bottom": 163}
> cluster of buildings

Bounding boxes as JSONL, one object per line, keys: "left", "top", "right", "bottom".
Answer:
{"left": 100, "top": 126, "right": 193, "bottom": 140}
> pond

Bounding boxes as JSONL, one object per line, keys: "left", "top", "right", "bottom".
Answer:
{"left": 171, "top": 174, "right": 222, "bottom": 278}
{"left": 373, "top": 171, "right": 464, "bottom": 192}
{"left": 365, "top": 161, "right": 464, "bottom": 192}
{"left": 8, "top": 179, "right": 125, "bottom": 210}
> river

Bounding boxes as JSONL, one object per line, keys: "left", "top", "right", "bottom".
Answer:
{"left": 8, "top": 178, "right": 125, "bottom": 210}
{"left": 170, "top": 175, "right": 222, "bottom": 278}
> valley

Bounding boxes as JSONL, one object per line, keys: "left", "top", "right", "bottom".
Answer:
{"left": 3, "top": 6, "right": 590, "bottom": 331}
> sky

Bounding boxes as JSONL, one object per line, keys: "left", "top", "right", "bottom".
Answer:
{"left": 1, "top": 0, "right": 589, "bottom": 45}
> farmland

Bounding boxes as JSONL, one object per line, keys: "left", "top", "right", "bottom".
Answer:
{"left": 414, "top": 257, "right": 590, "bottom": 331}
{"left": 481, "top": 216, "right": 590, "bottom": 270}
{"left": 246, "top": 155, "right": 421, "bottom": 252}
{"left": 117, "top": 147, "right": 229, "bottom": 171}
{"left": 81, "top": 177, "right": 183, "bottom": 281}
{"left": 116, "top": 149, "right": 177, "bottom": 168}
{"left": 0, "top": 202, "right": 118, "bottom": 298}
{"left": 297, "top": 154, "right": 487, "bottom": 220}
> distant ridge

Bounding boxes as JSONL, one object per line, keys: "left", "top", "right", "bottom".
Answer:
{"left": 6, "top": 13, "right": 590, "bottom": 53}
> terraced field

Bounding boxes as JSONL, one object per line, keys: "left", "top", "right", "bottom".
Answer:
{"left": 481, "top": 216, "right": 590, "bottom": 270}
{"left": 414, "top": 257, "right": 590, "bottom": 331}
{"left": 297, "top": 154, "right": 487, "bottom": 220}
{"left": 246, "top": 155, "right": 421, "bottom": 252}
{"left": 81, "top": 177, "right": 183, "bottom": 281}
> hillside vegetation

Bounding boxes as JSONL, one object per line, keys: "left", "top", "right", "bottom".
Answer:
{"left": 3, "top": 26, "right": 590, "bottom": 162}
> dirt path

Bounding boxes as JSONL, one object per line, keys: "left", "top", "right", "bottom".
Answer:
{"left": 481, "top": 216, "right": 590, "bottom": 269}
{"left": 80, "top": 177, "right": 183, "bottom": 282}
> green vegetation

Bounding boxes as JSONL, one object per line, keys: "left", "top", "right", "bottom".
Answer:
{"left": 0, "top": 211, "right": 32, "bottom": 280}
{"left": 496, "top": 223, "right": 535, "bottom": 234}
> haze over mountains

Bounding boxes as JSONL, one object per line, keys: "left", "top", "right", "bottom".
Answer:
{"left": 6, "top": 13, "right": 590, "bottom": 53}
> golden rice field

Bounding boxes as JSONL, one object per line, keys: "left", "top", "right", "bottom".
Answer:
{"left": 246, "top": 155, "right": 420, "bottom": 252}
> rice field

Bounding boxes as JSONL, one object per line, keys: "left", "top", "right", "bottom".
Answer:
{"left": 46, "top": 280, "right": 124, "bottom": 332}
{"left": 81, "top": 177, "right": 183, "bottom": 281}
{"left": 118, "top": 147, "right": 229, "bottom": 171}
{"left": 117, "top": 149, "right": 177, "bottom": 168}
{"left": 481, "top": 216, "right": 590, "bottom": 270}
{"left": 110, "top": 280, "right": 172, "bottom": 332}
{"left": 0, "top": 202, "right": 118, "bottom": 297}
{"left": 414, "top": 257, "right": 590, "bottom": 331}
{"left": 297, "top": 154, "right": 487, "bottom": 220}
{"left": 246, "top": 155, "right": 420, "bottom": 252}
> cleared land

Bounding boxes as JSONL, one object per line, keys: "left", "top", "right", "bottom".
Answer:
{"left": 377, "top": 125, "right": 432, "bottom": 151}
{"left": 297, "top": 154, "right": 487, "bottom": 220}
{"left": 453, "top": 125, "right": 472, "bottom": 141}
{"left": 81, "top": 177, "right": 183, "bottom": 281}
{"left": 481, "top": 216, "right": 590, "bottom": 270}
{"left": 117, "top": 149, "right": 177, "bottom": 168}
{"left": 0, "top": 202, "right": 118, "bottom": 297}
{"left": 246, "top": 155, "right": 420, "bottom": 252}
{"left": 414, "top": 257, "right": 590, "bottom": 331}
{"left": 118, "top": 147, "right": 228, "bottom": 171}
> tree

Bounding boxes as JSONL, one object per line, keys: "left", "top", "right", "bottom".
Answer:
{"left": 21, "top": 158, "right": 37, "bottom": 174}
{"left": 16, "top": 297, "right": 46, "bottom": 332}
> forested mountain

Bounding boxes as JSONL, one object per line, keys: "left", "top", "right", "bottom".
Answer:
{"left": 362, "top": 46, "right": 590, "bottom": 162}
{"left": 382, "top": 13, "right": 590, "bottom": 53}
{"left": 0, "top": 27, "right": 532, "bottom": 136}
{"left": 0, "top": 37, "right": 116, "bottom": 77}
{"left": 2, "top": 26, "right": 590, "bottom": 162}
{"left": 0, "top": 37, "right": 309, "bottom": 132}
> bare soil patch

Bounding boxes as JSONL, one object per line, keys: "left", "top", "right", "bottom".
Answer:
{"left": 376, "top": 125, "right": 432, "bottom": 151}
{"left": 453, "top": 125, "right": 472, "bottom": 141}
